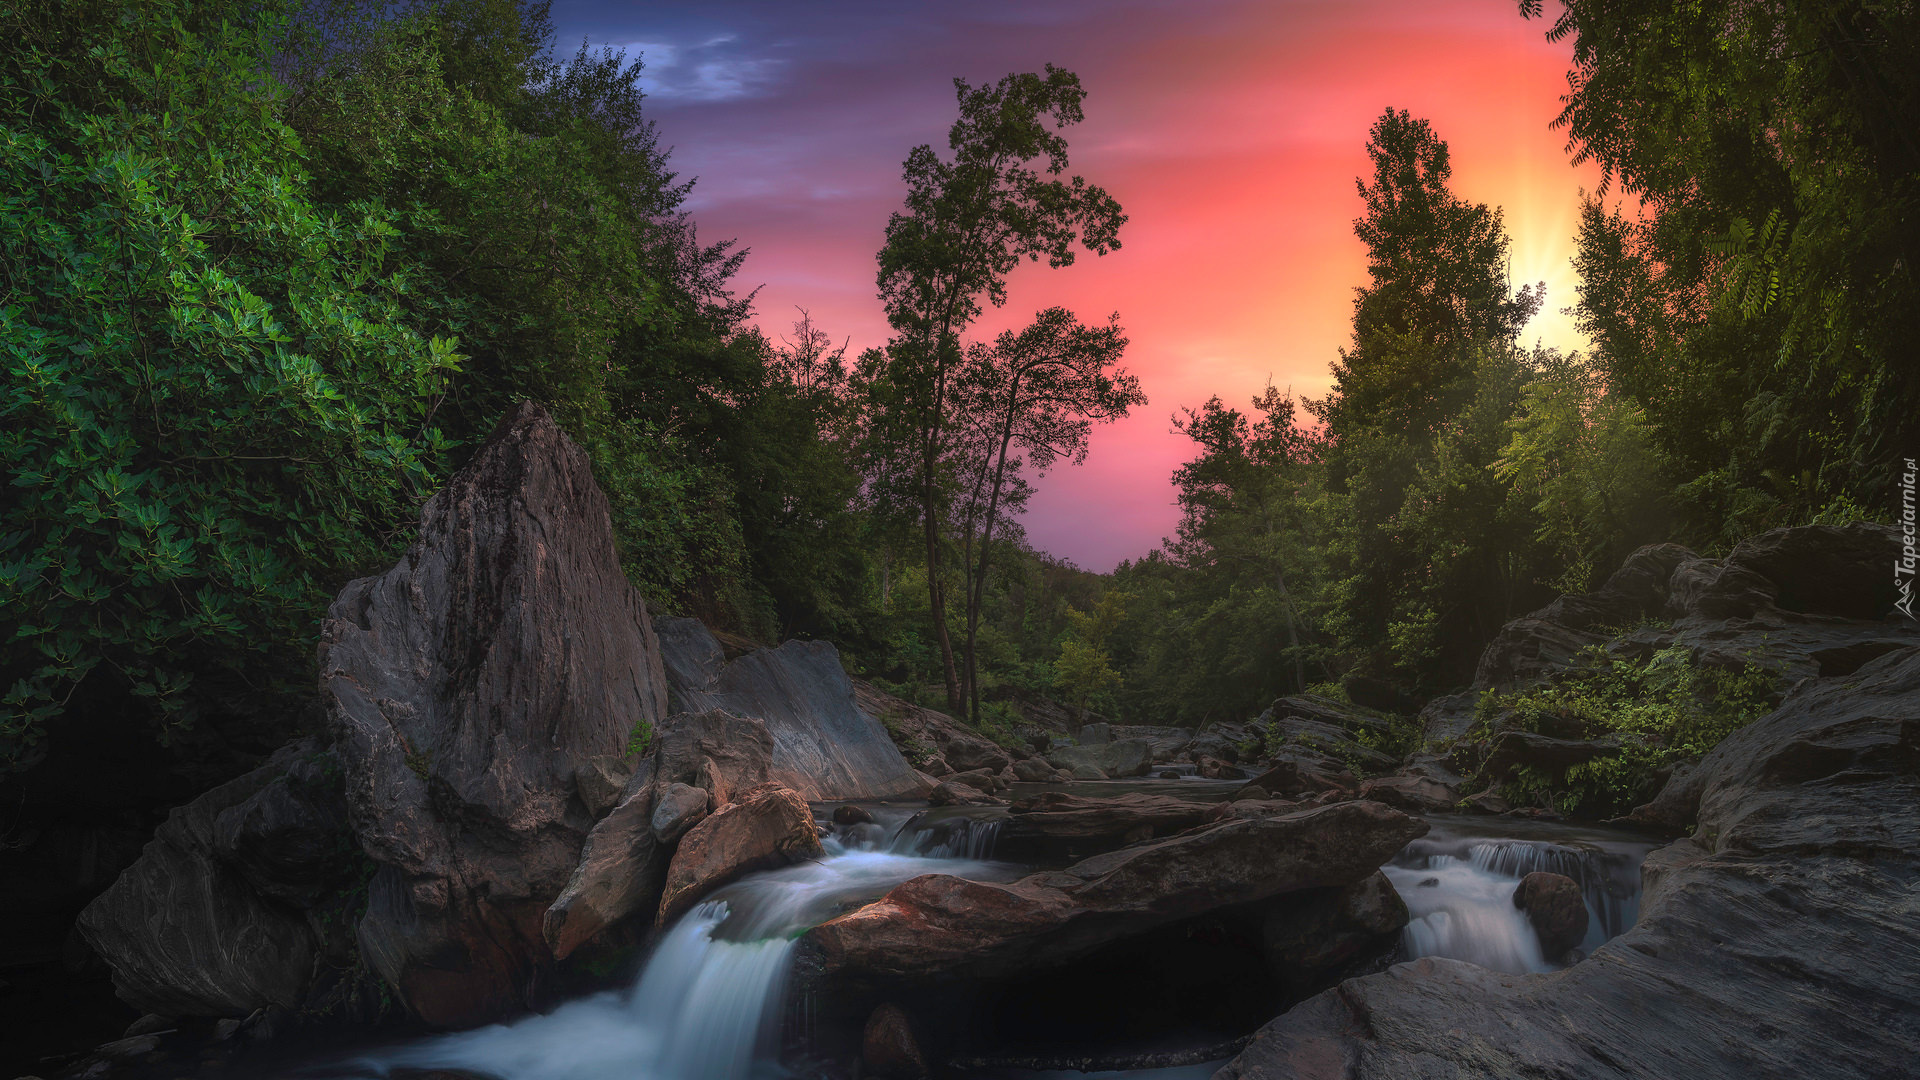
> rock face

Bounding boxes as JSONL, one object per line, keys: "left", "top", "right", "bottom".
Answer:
{"left": 657, "top": 618, "right": 929, "bottom": 801}
{"left": 1258, "top": 871, "right": 1408, "bottom": 994}
{"left": 1219, "top": 644, "right": 1920, "bottom": 1080}
{"left": 1046, "top": 738, "right": 1154, "bottom": 778}
{"left": 319, "top": 403, "right": 670, "bottom": 1027}
{"left": 1511, "top": 871, "right": 1588, "bottom": 960}
{"left": 543, "top": 709, "right": 772, "bottom": 960}
{"left": 997, "top": 791, "right": 1216, "bottom": 862}
{"left": 809, "top": 800, "right": 1427, "bottom": 983}
{"left": 76, "top": 740, "right": 356, "bottom": 1017}
{"left": 656, "top": 784, "right": 824, "bottom": 924}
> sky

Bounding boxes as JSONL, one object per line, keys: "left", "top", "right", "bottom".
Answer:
{"left": 553, "top": 0, "right": 1605, "bottom": 572}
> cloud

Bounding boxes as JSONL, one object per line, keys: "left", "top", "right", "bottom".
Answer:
{"left": 608, "top": 36, "right": 785, "bottom": 102}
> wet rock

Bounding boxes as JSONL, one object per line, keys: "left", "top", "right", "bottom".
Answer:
{"left": 1001, "top": 792, "right": 1216, "bottom": 857}
{"left": 1259, "top": 871, "right": 1408, "bottom": 993}
{"left": 809, "top": 800, "right": 1427, "bottom": 982}
{"left": 1236, "top": 755, "right": 1355, "bottom": 799}
{"left": 320, "top": 404, "right": 670, "bottom": 1027}
{"left": 1157, "top": 769, "right": 1182, "bottom": 779}
{"left": 657, "top": 785, "right": 825, "bottom": 924}
{"left": 1069, "top": 763, "right": 1107, "bottom": 780}
{"left": 927, "top": 780, "right": 1003, "bottom": 807}
{"left": 1012, "top": 757, "right": 1057, "bottom": 783}
{"left": 649, "top": 784, "right": 711, "bottom": 843}
{"left": 1197, "top": 755, "right": 1245, "bottom": 780}
{"left": 1356, "top": 774, "right": 1458, "bottom": 813}
{"left": 76, "top": 741, "right": 348, "bottom": 1017}
{"left": 832, "top": 804, "right": 875, "bottom": 826}
{"left": 946, "top": 768, "right": 1003, "bottom": 793}
{"left": 1512, "top": 871, "right": 1588, "bottom": 960}
{"left": 862, "top": 1003, "right": 929, "bottom": 1079}
{"left": 1622, "top": 759, "right": 1707, "bottom": 832}
{"left": 1048, "top": 738, "right": 1154, "bottom": 778}
{"left": 660, "top": 620, "right": 929, "bottom": 801}
{"left": 543, "top": 759, "right": 663, "bottom": 962}
{"left": 1218, "top": 645, "right": 1920, "bottom": 1080}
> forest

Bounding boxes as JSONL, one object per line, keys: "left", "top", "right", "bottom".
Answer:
{"left": 7, "top": 0, "right": 1913, "bottom": 776}
{"left": 4, "top": 1, "right": 1919, "bottom": 1077}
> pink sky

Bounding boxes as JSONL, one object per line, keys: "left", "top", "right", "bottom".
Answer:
{"left": 564, "top": 0, "right": 1604, "bottom": 570}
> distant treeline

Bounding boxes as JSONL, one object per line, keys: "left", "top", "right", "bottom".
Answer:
{"left": 3, "top": 0, "right": 1913, "bottom": 766}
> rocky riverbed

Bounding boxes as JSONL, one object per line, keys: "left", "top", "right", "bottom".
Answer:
{"left": 13, "top": 405, "right": 1918, "bottom": 1080}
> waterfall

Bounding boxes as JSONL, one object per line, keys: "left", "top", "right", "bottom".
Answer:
{"left": 1384, "top": 826, "right": 1656, "bottom": 975}
{"left": 332, "top": 821, "right": 1008, "bottom": 1080}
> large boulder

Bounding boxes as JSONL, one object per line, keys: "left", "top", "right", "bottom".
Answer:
{"left": 808, "top": 799, "right": 1427, "bottom": 983}
{"left": 658, "top": 618, "right": 930, "bottom": 801}
{"left": 543, "top": 709, "right": 773, "bottom": 959}
{"left": 1258, "top": 871, "right": 1408, "bottom": 994}
{"left": 656, "top": 784, "right": 824, "bottom": 924}
{"left": 77, "top": 741, "right": 356, "bottom": 1017}
{"left": 319, "top": 403, "right": 671, "bottom": 1027}
{"left": 1047, "top": 738, "right": 1154, "bottom": 778}
{"left": 1218, "top": 644, "right": 1920, "bottom": 1080}
{"left": 997, "top": 791, "right": 1217, "bottom": 861}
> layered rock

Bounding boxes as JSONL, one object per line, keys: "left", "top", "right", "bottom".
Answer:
{"left": 808, "top": 799, "right": 1427, "bottom": 983}
{"left": 996, "top": 791, "right": 1216, "bottom": 862}
{"left": 76, "top": 740, "right": 356, "bottom": 1017}
{"left": 658, "top": 618, "right": 930, "bottom": 801}
{"left": 1220, "top": 644, "right": 1920, "bottom": 1080}
{"left": 319, "top": 403, "right": 670, "bottom": 1027}
{"left": 1045, "top": 738, "right": 1154, "bottom": 778}
{"left": 656, "top": 784, "right": 824, "bottom": 924}
{"left": 543, "top": 709, "right": 772, "bottom": 960}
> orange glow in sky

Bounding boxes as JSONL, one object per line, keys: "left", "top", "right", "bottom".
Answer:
{"left": 570, "top": 0, "right": 1605, "bottom": 569}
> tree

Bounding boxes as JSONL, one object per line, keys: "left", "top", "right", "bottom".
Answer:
{"left": 871, "top": 65, "right": 1125, "bottom": 712}
{"left": 950, "top": 307, "right": 1142, "bottom": 723}
{"left": 1528, "top": 0, "right": 1920, "bottom": 540}
{"left": 0, "top": 0, "right": 457, "bottom": 767}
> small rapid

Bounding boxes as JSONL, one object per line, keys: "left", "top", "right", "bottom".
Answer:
{"left": 1384, "top": 817, "right": 1658, "bottom": 974}
{"left": 331, "top": 812, "right": 1009, "bottom": 1080}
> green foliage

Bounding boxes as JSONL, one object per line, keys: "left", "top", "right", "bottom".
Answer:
{"left": 1536, "top": 0, "right": 1920, "bottom": 544}
{"left": 1480, "top": 644, "right": 1781, "bottom": 817}
{"left": 1, "top": 0, "right": 457, "bottom": 767}
{"left": 625, "top": 717, "right": 654, "bottom": 758}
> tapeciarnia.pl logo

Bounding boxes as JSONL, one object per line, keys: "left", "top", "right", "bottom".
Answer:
{"left": 1900, "top": 457, "right": 1917, "bottom": 620}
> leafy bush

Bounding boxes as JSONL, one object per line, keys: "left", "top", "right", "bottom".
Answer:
{"left": 1478, "top": 644, "right": 1780, "bottom": 817}
{"left": 1, "top": 0, "right": 457, "bottom": 768}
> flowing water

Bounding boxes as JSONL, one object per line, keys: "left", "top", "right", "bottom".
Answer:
{"left": 327, "top": 812, "right": 1010, "bottom": 1080}
{"left": 1383, "top": 815, "right": 1659, "bottom": 974}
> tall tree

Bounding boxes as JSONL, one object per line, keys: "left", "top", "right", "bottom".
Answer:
{"left": 1529, "top": 0, "right": 1920, "bottom": 538}
{"left": 872, "top": 65, "right": 1125, "bottom": 711}
{"left": 950, "top": 307, "right": 1142, "bottom": 723}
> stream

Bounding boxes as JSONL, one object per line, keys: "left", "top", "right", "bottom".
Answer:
{"left": 315, "top": 794, "right": 1658, "bottom": 1080}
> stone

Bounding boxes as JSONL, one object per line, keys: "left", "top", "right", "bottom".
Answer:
{"left": 1622, "top": 759, "right": 1706, "bottom": 832}
{"left": 319, "top": 403, "right": 670, "bottom": 1027}
{"left": 998, "top": 792, "right": 1217, "bottom": 861}
{"left": 832, "top": 804, "right": 875, "bottom": 826}
{"left": 1512, "top": 871, "right": 1588, "bottom": 960}
{"left": 1110, "top": 724, "right": 1197, "bottom": 759}
{"left": 1479, "top": 730, "right": 1621, "bottom": 781}
{"left": 1237, "top": 755, "right": 1355, "bottom": 799}
{"left": 1079, "top": 722, "right": 1113, "bottom": 745}
{"left": 93, "top": 1034, "right": 161, "bottom": 1060}
{"left": 862, "top": 1003, "right": 929, "bottom": 1079}
{"left": 657, "top": 785, "right": 825, "bottom": 925}
{"left": 1462, "top": 789, "right": 1512, "bottom": 814}
{"left": 927, "top": 780, "right": 1003, "bottom": 807}
{"left": 1259, "top": 871, "right": 1408, "bottom": 993}
{"left": 1158, "top": 770, "right": 1181, "bottom": 779}
{"left": 1012, "top": 757, "right": 1057, "bottom": 782}
{"left": 649, "top": 783, "right": 711, "bottom": 844}
{"left": 122, "top": 1015, "right": 172, "bottom": 1038}
{"left": 76, "top": 741, "right": 350, "bottom": 1018}
{"left": 809, "top": 800, "right": 1428, "bottom": 983}
{"left": 946, "top": 768, "right": 1001, "bottom": 793}
{"left": 1208, "top": 799, "right": 1303, "bottom": 822}
{"left": 1356, "top": 774, "right": 1458, "bottom": 813}
{"left": 573, "top": 755, "right": 636, "bottom": 820}
{"left": 660, "top": 620, "right": 931, "bottom": 800}
{"left": 1048, "top": 738, "right": 1155, "bottom": 778}
{"left": 1069, "top": 763, "right": 1107, "bottom": 780}
{"left": 1217, "top": 645, "right": 1920, "bottom": 1080}
{"left": 1197, "top": 755, "right": 1245, "bottom": 780}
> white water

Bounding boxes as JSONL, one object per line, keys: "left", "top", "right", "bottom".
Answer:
{"left": 1385, "top": 825, "right": 1654, "bottom": 975}
{"left": 333, "top": 817, "right": 1008, "bottom": 1080}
